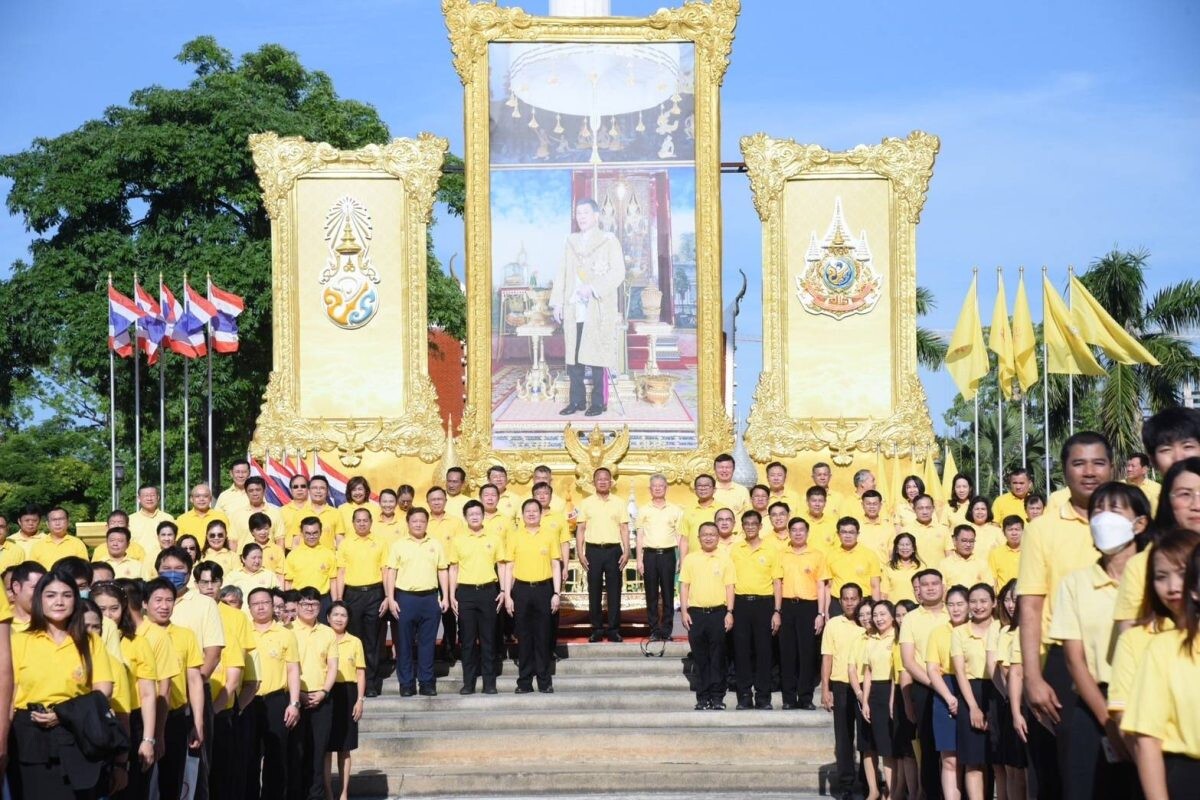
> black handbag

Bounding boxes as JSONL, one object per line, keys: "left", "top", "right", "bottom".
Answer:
{"left": 53, "top": 689, "right": 131, "bottom": 761}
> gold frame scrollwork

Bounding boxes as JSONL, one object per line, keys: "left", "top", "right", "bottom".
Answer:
{"left": 248, "top": 132, "right": 449, "bottom": 467}
{"left": 444, "top": 0, "right": 740, "bottom": 485}
{"left": 740, "top": 131, "right": 940, "bottom": 466}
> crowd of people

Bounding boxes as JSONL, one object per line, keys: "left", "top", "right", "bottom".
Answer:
{"left": 0, "top": 407, "right": 1198, "bottom": 799}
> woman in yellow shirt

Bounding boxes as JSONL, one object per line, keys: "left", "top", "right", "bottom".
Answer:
{"left": 926, "top": 584, "right": 969, "bottom": 800}
{"left": 893, "top": 475, "right": 925, "bottom": 532}
{"left": 231, "top": 542, "right": 281, "bottom": 594}
{"left": 966, "top": 497, "right": 1003, "bottom": 558}
{"left": 881, "top": 533, "right": 923, "bottom": 605}
{"left": 861, "top": 600, "right": 900, "bottom": 800}
{"left": 892, "top": 600, "right": 919, "bottom": 800}
{"left": 201, "top": 520, "right": 241, "bottom": 576}
{"left": 846, "top": 601, "right": 883, "bottom": 800}
{"left": 10, "top": 566, "right": 116, "bottom": 797}
{"left": 325, "top": 601, "right": 366, "bottom": 800}
{"left": 952, "top": 583, "right": 999, "bottom": 800}
{"left": 991, "top": 579, "right": 1027, "bottom": 800}
{"left": 1122, "top": 541, "right": 1200, "bottom": 799}
{"left": 945, "top": 473, "right": 975, "bottom": 529}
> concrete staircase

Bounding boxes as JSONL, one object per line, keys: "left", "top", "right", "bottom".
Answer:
{"left": 349, "top": 641, "right": 836, "bottom": 797}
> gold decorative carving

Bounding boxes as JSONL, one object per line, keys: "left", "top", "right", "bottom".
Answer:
{"left": 741, "top": 132, "right": 939, "bottom": 463}
{"left": 445, "top": 1, "right": 739, "bottom": 484}
{"left": 563, "top": 424, "right": 631, "bottom": 491}
{"left": 442, "top": 0, "right": 739, "bottom": 86}
{"left": 248, "top": 133, "right": 449, "bottom": 466}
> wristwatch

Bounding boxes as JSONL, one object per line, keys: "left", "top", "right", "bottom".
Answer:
{"left": 290, "top": 700, "right": 302, "bottom": 709}
{"left": 141, "top": 737, "right": 157, "bottom": 746}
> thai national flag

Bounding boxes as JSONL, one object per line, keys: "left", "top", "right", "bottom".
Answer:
{"left": 208, "top": 280, "right": 245, "bottom": 354}
{"left": 160, "top": 283, "right": 193, "bottom": 358}
{"left": 266, "top": 457, "right": 296, "bottom": 502}
{"left": 134, "top": 282, "right": 166, "bottom": 363}
{"left": 250, "top": 456, "right": 290, "bottom": 506}
{"left": 314, "top": 454, "right": 349, "bottom": 506}
{"left": 181, "top": 283, "right": 217, "bottom": 357}
{"left": 108, "top": 285, "right": 143, "bottom": 358}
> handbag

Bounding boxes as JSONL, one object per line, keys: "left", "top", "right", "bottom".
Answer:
{"left": 53, "top": 689, "right": 131, "bottom": 761}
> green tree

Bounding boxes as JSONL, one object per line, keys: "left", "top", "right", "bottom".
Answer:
{"left": 916, "top": 285, "right": 948, "bottom": 369}
{"left": 0, "top": 37, "right": 466, "bottom": 518}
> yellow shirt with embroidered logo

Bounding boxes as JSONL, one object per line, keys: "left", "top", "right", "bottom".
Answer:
{"left": 386, "top": 536, "right": 447, "bottom": 592}
{"left": 637, "top": 502, "right": 684, "bottom": 550}
{"left": 504, "top": 526, "right": 559, "bottom": 583}
{"left": 679, "top": 548, "right": 735, "bottom": 608}
{"left": 337, "top": 534, "right": 387, "bottom": 587}
{"left": 577, "top": 494, "right": 629, "bottom": 545}
{"left": 729, "top": 540, "right": 782, "bottom": 596}
{"left": 780, "top": 547, "right": 831, "bottom": 600}
{"left": 450, "top": 530, "right": 506, "bottom": 585}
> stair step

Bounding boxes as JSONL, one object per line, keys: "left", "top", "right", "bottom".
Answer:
{"left": 359, "top": 707, "right": 831, "bottom": 732}
{"left": 362, "top": 690, "right": 742, "bottom": 712}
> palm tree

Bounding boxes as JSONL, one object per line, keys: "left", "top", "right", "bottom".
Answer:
{"left": 916, "top": 286, "right": 948, "bottom": 369}
{"left": 1077, "top": 249, "right": 1200, "bottom": 457}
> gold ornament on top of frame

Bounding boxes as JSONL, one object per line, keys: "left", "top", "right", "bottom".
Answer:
{"left": 445, "top": 0, "right": 739, "bottom": 488}
{"left": 740, "top": 131, "right": 940, "bottom": 467}
{"left": 248, "top": 132, "right": 449, "bottom": 466}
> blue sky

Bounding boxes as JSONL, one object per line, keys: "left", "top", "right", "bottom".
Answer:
{"left": 2, "top": 0, "right": 1198, "bottom": 432}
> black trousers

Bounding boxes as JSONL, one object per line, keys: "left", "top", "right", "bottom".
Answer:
{"left": 343, "top": 584, "right": 384, "bottom": 688}
{"left": 457, "top": 582, "right": 500, "bottom": 689}
{"left": 642, "top": 547, "right": 676, "bottom": 638}
{"left": 158, "top": 709, "right": 190, "bottom": 800}
{"left": 687, "top": 607, "right": 727, "bottom": 702}
{"left": 732, "top": 594, "right": 773, "bottom": 702}
{"left": 114, "top": 709, "right": 148, "bottom": 800}
{"left": 254, "top": 692, "right": 298, "bottom": 800}
{"left": 1064, "top": 687, "right": 1134, "bottom": 800}
{"left": 209, "top": 707, "right": 235, "bottom": 800}
{"left": 1027, "top": 644, "right": 1077, "bottom": 800}
{"left": 831, "top": 681, "right": 858, "bottom": 794}
{"left": 568, "top": 322, "right": 606, "bottom": 410}
{"left": 513, "top": 579, "right": 554, "bottom": 689}
{"left": 912, "top": 681, "right": 942, "bottom": 800}
{"left": 586, "top": 543, "right": 622, "bottom": 632}
{"left": 1165, "top": 755, "right": 1200, "bottom": 798}
{"left": 779, "top": 598, "right": 818, "bottom": 705}
{"left": 236, "top": 699, "right": 261, "bottom": 800}
{"left": 296, "top": 699, "right": 333, "bottom": 800}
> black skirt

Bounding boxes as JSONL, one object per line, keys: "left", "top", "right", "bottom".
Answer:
{"left": 891, "top": 684, "right": 916, "bottom": 757}
{"left": 956, "top": 677, "right": 991, "bottom": 767}
{"left": 327, "top": 682, "right": 360, "bottom": 753}
{"left": 866, "top": 682, "right": 896, "bottom": 758}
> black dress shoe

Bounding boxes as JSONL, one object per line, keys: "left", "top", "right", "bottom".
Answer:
{"left": 483, "top": 686, "right": 498, "bottom": 695}
{"left": 799, "top": 702, "right": 817, "bottom": 710}
{"left": 459, "top": 686, "right": 476, "bottom": 695}
{"left": 539, "top": 685, "right": 554, "bottom": 694}
{"left": 514, "top": 686, "right": 534, "bottom": 694}
{"left": 756, "top": 702, "right": 774, "bottom": 710}
{"left": 735, "top": 701, "right": 753, "bottom": 710}
{"left": 588, "top": 631, "right": 604, "bottom": 643}
{"left": 606, "top": 631, "right": 623, "bottom": 643}
{"left": 709, "top": 701, "right": 726, "bottom": 711}
{"left": 418, "top": 686, "right": 437, "bottom": 697}
{"left": 559, "top": 404, "right": 581, "bottom": 415}
{"left": 400, "top": 686, "right": 416, "bottom": 697}
{"left": 781, "top": 702, "right": 797, "bottom": 710}
{"left": 694, "top": 701, "right": 710, "bottom": 711}
{"left": 365, "top": 688, "right": 380, "bottom": 698}
{"left": 584, "top": 405, "right": 606, "bottom": 416}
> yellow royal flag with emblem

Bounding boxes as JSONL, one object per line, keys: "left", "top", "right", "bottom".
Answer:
{"left": 988, "top": 275, "right": 1017, "bottom": 399}
{"left": 946, "top": 274, "right": 990, "bottom": 401}
{"left": 940, "top": 446, "right": 959, "bottom": 501}
{"left": 1069, "top": 275, "right": 1159, "bottom": 366}
{"left": 1011, "top": 273, "right": 1039, "bottom": 391}
{"left": 1042, "top": 274, "right": 1104, "bottom": 376}
{"left": 922, "top": 451, "right": 942, "bottom": 504}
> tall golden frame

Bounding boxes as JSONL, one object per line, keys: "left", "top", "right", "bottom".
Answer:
{"left": 248, "top": 132, "right": 449, "bottom": 466}
{"left": 444, "top": 0, "right": 739, "bottom": 485}
{"left": 741, "top": 131, "right": 940, "bottom": 466}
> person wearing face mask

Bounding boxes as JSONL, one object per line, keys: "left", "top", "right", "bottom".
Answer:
{"left": 1047, "top": 482, "right": 1148, "bottom": 800}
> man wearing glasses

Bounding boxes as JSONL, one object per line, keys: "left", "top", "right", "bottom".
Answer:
{"left": 177, "top": 483, "right": 231, "bottom": 542}
{"left": 281, "top": 476, "right": 314, "bottom": 550}
{"left": 384, "top": 507, "right": 449, "bottom": 697}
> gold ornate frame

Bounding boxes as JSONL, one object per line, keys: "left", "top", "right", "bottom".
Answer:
{"left": 248, "top": 132, "right": 449, "bottom": 466}
{"left": 444, "top": 0, "right": 739, "bottom": 485}
{"left": 741, "top": 131, "right": 940, "bottom": 466}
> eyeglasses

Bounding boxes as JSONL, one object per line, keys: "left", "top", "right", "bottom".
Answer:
{"left": 1170, "top": 488, "right": 1200, "bottom": 504}
{"left": 298, "top": 600, "right": 321, "bottom": 609}
{"left": 291, "top": 482, "right": 308, "bottom": 489}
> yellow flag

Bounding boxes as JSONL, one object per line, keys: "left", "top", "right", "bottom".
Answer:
{"left": 988, "top": 275, "right": 1017, "bottom": 399}
{"left": 1069, "top": 275, "right": 1159, "bottom": 366}
{"left": 1011, "top": 274, "right": 1038, "bottom": 391}
{"left": 941, "top": 446, "right": 959, "bottom": 502}
{"left": 946, "top": 274, "right": 990, "bottom": 400}
{"left": 1042, "top": 274, "right": 1105, "bottom": 376}
{"left": 923, "top": 450, "right": 942, "bottom": 504}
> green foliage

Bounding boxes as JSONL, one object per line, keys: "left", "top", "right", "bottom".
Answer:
{"left": 0, "top": 37, "right": 467, "bottom": 519}
{"left": 915, "top": 286, "right": 947, "bottom": 369}
{"left": 0, "top": 416, "right": 109, "bottom": 520}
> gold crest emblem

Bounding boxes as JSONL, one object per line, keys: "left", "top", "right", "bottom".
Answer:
{"left": 795, "top": 197, "right": 881, "bottom": 319}
{"left": 321, "top": 196, "right": 380, "bottom": 330}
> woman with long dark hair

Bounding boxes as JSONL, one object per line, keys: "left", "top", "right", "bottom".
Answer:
{"left": 881, "top": 533, "right": 923, "bottom": 605}
{"left": 10, "top": 566, "right": 116, "bottom": 799}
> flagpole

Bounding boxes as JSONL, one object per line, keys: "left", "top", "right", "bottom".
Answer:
{"left": 158, "top": 273, "right": 166, "bottom": 501}
{"left": 206, "top": 273, "right": 214, "bottom": 489}
{"left": 183, "top": 358, "right": 190, "bottom": 505}
{"left": 132, "top": 272, "right": 142, "bottom": 491}
{"left": 972, "top": 266, "right": 980, "bottom": 490}
{"left": 109, "top": 274, "right": 118, "bottom": 509}
{"left": 1042, "top": 266, "right": 1052, "bottom": 486}
{"left": 1066, "top": 265, "right": 1076, "bottom": 435}
{"left": 996, "top": 266, "right": 1004, "bottom": 493}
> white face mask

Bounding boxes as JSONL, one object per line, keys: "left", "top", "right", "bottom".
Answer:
{"left": 1089, "top": 510, "right": 1135, "bottom": 555}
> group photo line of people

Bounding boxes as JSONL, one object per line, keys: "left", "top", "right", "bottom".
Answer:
{"left": 1, "top": 406, "right": 1199, "bottom": 800}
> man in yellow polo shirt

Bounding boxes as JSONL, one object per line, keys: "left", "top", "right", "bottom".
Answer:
{"left": 531, "top": 465, "right": 568, "bottom": 514}
{"left": 10, "top": 505, "right": 45, "bottom": 559}
{"left": 30, "top": 506, "right": 89, "bottom": 568}
{"left": 712, "top": 453, "right": 750, "bottom": 515}
{"left": 533, "top": 481, "right": 571, "bottom": 655}
{"left": 214, "top": 458, "right": 252, "bottom": 516}
{"left": 765, "top": 501, "right": 793, "bottom": 552}
{"left": 301, "top": 476, "right": 344, "bottom": 550}
{"left": 280, "top": 475, "right": 312, "bottom": 548}
{"left": 989, "top": 515, "right": 1023, "bottom": 592}
{"left": 488, "top": 465, "right": 520, "bottom": 525}
{"left": 129, "top": 485, "right": 174, "bottom": 557}
{"left": 1123, "top": 452, "right": 1161, "bottom": 508}
{"left": 679, "top": 473, "right": 718, "bottom": 559}
{"left": 679, "top": 522, "right": 735, "bottom": 711}
{"left": 779, "top": 517, "right": 830, "bottom": 710}
{"left": 0, "top": 515, "right": 24, "bottom": 576}
{"left": 575, "top": 467, "right": 630, "bottom": 643}
{"left": 333, "top": 508, "right": 387, "bottom": 697}
{"left": 449, "top": 500, "right": 506, "bottom": 695}
{"left": 729, "top": 510, "right": 783, "bottom": 710}
{"left": 909, "top": 494, "right": 949, "bottom": 567}
{"left": 765, "top": 461, "right": 803, "bottom": 519}
{"left": 176, "top": 483, "right": 231, "bottom": 542}
{"left": 284, "top": 518, "right": 338, "bottom": 608}
{"left": 427, "top": 486, "right": 468, "bottom": 664}
{"left": 384, "top": 507, "right": 449, "bottom": 696}
{"left": 292, "top": 586, "right": 338, "bottom": 800}
{"left": 992, "top": 467, "right": 1034, "bottom": 523}
{"left": 245, "top": 586, "right": 301, "bottom": 800}
{"left": 821, "top": 582, "right": 865, "bottom": 799}
{"left": 804, "top": 487, "right": 839, "bottom": 554}
{"left": 443, "top": 467, "right": 470, "bottom": 518}
{"left": 92, "top": 526, "right": 144, "bottom": 579}
{"left": 826, "top": 517, "right": 883, "bottom": 607}
{"left": 636, "top": 473, "right": 684, "bottom": 642}
{"left": 502, "top": 499, "right": 562, "bottom": 694}
{"left": 857, "top": 490, "right": 893, "bottom": 561}
{"left": 898, "top": 568, "right": 950, "bottom": 796}
{"left": 812, "top": 462, "right": 847, "bottom": 518}
{"left": 940, "top": 524, "right": 994, "bottom": 590}
{"left": 1017, "top": 431, "right": 1113, "bottom": 799}
{"left": 230, "top": 476, "right": 283, "bottom": 550}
